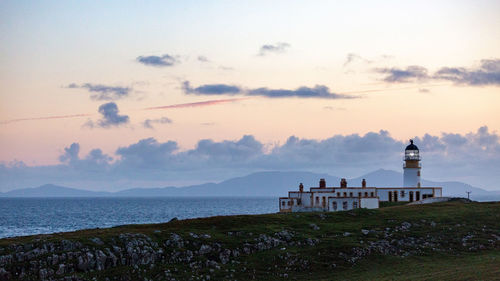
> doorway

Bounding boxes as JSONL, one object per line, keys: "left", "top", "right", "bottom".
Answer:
{"left": 409, "top": 191, "right": 414, "bottom": 202}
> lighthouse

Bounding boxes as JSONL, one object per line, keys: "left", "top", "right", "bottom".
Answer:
{"left": 403, "top": 139, "right": 421, "bottom": 187}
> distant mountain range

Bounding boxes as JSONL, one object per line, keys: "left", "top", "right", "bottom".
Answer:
{"left": 1, "top": 169, "right": 499, "bottom": 201}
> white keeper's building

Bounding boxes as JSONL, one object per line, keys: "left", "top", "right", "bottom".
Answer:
{"left": 279, "top": 140, "right": 442, "bottom": 213}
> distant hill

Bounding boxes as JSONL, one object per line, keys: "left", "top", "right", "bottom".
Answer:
{"left": 1, "top": 170, "right": 499, "bottom": 200}
{"left": 0, "top": 184, "right": 111, "bottom": 197}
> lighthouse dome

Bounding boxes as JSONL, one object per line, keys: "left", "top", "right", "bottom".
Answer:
{"left": 405, "top": 140, "right": 419, "bottom": 151}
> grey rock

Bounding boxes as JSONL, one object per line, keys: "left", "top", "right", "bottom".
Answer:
{"left": 56, "top": 264, "right": 65, "bottom": 275}
{"left": 90, "top": 237, "right": 104, "bottom": 245}
{"left": 309, "top": 223, "right": 320, "bottom": 230}
{"left": 219, "top": 249, "right": 231, "bottom": 264}
{"left": 0, "top": 268, "right": 11, "bottom": 280}
{"left": 199, "top": 245, "right": 212, "bottom": 255}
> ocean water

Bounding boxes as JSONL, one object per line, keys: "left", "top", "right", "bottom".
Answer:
{"left": 0, "top": 197, "right": 278, "bottom": 239}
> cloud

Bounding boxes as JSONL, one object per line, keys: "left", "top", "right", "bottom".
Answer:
{"left": 115, "top": 138, "right": 178, "bottom": 169}
{"left": 67, "top": 83, "right": 131, "bottom": 101}
{"left": 375, "top": 59, "right": 500, "bottom": 86}
{"left": 343, "top": 53, "right": 372, "bottom": 67}
{"left": 258, "top": 42, "right": 290, "bottom": 56}
{"left": 183, "top": 81, "right": 241, "bottom": 95}
{"left": 142, "top": 117, "right": 173, "bottom": 129}
{"left": 374, "top": 66, "right": 430, "bottom": 83}
{"left": 2, "top": 127, "right": 500, "bottom": 191}
{"left": 86, "top": 102, "right": 129, "bottom": 128}
{"left": 433, "top": 59, "right": 500, "bottom": 86}
{"left": 248, "top": 85, "right": 351, "bottom": 99}
{"left": 136, "top": 54, "right": 178, "bottom": 67}
{"left": 197, "top": 56, "right": 210, "bottom": 63}
{"left": 59, "top": 143, "right": 80, "bottom": 164}
{"left": 182, "top": 81, "right": 354, "bottom": 99}
{"left": 144, "top": 98, "right": 246, "bottom": 110}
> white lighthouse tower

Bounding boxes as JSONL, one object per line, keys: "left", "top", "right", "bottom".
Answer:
{"left": 403, "top": 139, "right": 421, "bottom": 187}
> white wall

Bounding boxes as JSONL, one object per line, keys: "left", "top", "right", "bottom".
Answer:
{"left": 360, "top": 198, "right": 379, "bottom": 209}
{"left": 377, "top": 188, "right": 438, "bottom": 202}
{"left": 404, "top": 167, "right": 421, "bottom": 187}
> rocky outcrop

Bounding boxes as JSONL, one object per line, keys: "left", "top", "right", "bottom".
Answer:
{"left": 0, "top": 229, "right": 321, "bottom": 280}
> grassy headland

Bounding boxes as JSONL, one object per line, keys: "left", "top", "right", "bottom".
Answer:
{"left": 0, "top": 201, "right": 499, "bottom": 280}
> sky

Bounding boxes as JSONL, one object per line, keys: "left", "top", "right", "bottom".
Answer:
{"left": 1, "top": 0, "right": 499, "bottom": 192}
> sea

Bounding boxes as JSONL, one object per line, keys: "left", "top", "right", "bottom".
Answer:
{"left": 0, "top": 197, "right": 277, "bottom": 239}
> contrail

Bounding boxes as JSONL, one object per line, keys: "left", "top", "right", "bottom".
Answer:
{"left": 0, "top": 114, "right": 92, "bottom": 125}
{"left": 0, "top": 98, "right": 247, "bottom": 124}
{"left": 144, "top": 98, "right": 247, "bottom": 110}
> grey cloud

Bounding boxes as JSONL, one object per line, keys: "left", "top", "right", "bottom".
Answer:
{"left": 344, "top": 53, "right": 372, "bottom": 67}
{"left": 115, "top": 138, "right": 178, "bottom": 169}
{"left": 97, "top": 103, "right": 129, "bottom": 127}
{"left": 1, "top": 127, "right": 500, "bottom": 191}
{"left": 258, "top": 42, "right": 290, "bottom": 56}
{"left": 59, "top": 143, "right": 80, "bottom": 164}
{"left": 376, "top": 59, "right": 500, "bottom": 86}
{"left": 86, "top": 103, "right": 129, "bottom": 128}
{"left": 59, "top": 143, "right": 112, "bottom": 170}
{"left": 248, "top": 85, "right": 351, "bottom": 99}
{"left": 188, "top": 135, "right": 263, "bottom": 163}
{"left": 182, "top": 81, "right": 354, "bottom": 99}
{"left": 434, "top": 59, "right": 500, "bottom": 86}
{"left": 183, "top": 81, "right": 242, "bottom": 95}
{"left": 374, "top": 66, "right": 429, "bottom": 83}
{"left": 197, "top": 56, "right": 210, "bottom": 63}
{"left": 68, "top": 83, "right": 131, "bottom": 101}
{"left": 143, "top": 117, "right": 173, "bottom": 129}
{"left": 136, "top": 54, "right": 178, "bottom": 67}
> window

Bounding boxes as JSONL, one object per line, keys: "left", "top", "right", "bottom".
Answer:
{"left": 401, "top": 190, "right": 405, "bottom": 197}
{"left": 358, "top": 192, "right": 361, "bottom": 197}
{"left": 337, "top": 192, "right": 340, "bottom": 197}
{"left": 364, "top": 192, "right": 368, "bottom": 197}
{"left": 370, "top": 192, "right": 374, "bottom": 197}
{"left": 343, "top": 192, "right": 347, "bottom": 197}
{"left": 332, "top": 202, "right": 337, "bottom": 211}
{"left": 343, "top": 201, "right": 348, "bottom": 210}
{"left": 282, "top": 201, "right": 285, "bottom": 206}
{"left": 353, "top": 202, "right": 358, "bottom": 208}
{"left": 288, "top": 201, "right": 292, "bottom": 206}
{"left": 349, "top": 192, "right": 353, "bottom": 197}
{"left": 315, "top": 197, "right": 319, "bottom": 204}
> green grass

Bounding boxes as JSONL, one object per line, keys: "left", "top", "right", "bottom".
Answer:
{"left": 1, "top": 201, "right": 499, "bottom": 280}
{"left": 313, "top": 251, "right": 500, "bottom": 281}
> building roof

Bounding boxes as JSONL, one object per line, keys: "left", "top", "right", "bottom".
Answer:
{"left": 405, "top": 139, "right": 419, "bottom": 151}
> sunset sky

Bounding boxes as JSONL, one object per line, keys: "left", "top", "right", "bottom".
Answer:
{"left": 1, "top": 0, "right": 499, "bottom": 191}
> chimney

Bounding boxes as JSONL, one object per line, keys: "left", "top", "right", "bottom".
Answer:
{"left": 362, "top": 179, "right": 366, "bottom": 188}
{"left": 319, "top": 178, "right": 326, "bottom": 188}
{"left": 299, "top": 183, "right": 304, "bottom": 192}
{"left": 340, "top": 178, "right": 347, "bottom": 188}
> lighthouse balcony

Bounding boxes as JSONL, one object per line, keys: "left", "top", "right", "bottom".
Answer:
{"left": 403, "top": 162, "right": 421, "bottom": 168}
